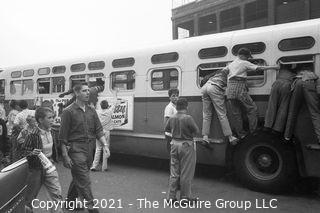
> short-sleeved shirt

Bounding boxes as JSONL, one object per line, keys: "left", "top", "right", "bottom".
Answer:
{"left": 227, "top": 58, "right": 258, "bottom": 80}
{"left": 165, "top": 112, "right": 199, "bottom": 141}
{"left": 164, "top": 102, "right": 177, "bottom": 137}
{"left": 59, "top": 103, "right": 104, "bottom": 144}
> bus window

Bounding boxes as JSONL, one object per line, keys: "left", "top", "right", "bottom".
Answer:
{"left": 22, "top": 80, "right": 34, "bottom": 95}
{"left": 111, "top": 71, "right": 135, "bottom": 91}
{"left": 10, "top": 80, "right": 22, "bottom": 95}
{"left": 197, "top": 62, "right": 229, "bottom": 87}
{"left": 23, "top": 69, "right": 34, "bottom": 77}
{"left": 88, "top": 61, "right": 105, "bottom": 70}
{"left": 52, "top": 77, "right": 65, "bottom": 93}
{"left": 11, "top": 71, "right": 22, "bottom": 78}
{"left": 38, "top": 67, "right": 50, "bottom": 75}
{"left": 52, "top": 66, "right": 66, "bottom": 74}
{"left": 70, "top": 75, "right": 86, "bottom": 89}
{"left": 232, "top": 42, "right": 266, "bottom": 55}
{"left": 247, "top": 59, "right": 266, "bottom": 87}
{"left": 278, "top": 36, "right": 315, "bottom": 51}
{"left": 38, "top": 78, "right": 50, "bottom": 94}
{"left": 112, "top": 58, "right": 135, "bottom": 68}
{"left": 151, "top": 68, "right": 178, "bottom": 91}
{"left": 0, "top": 80, "right": 5, "bottom": 95}
{"left": 88, "top": 73, "right": 104, "bottom": 87}
{"left": 198, "top": 46, "right": 228, "bottom": 59}
{"left": 71, "top": 63, "right": 86, "bottom": 72}
{"left": 151, "top": 52, "right": 179, "bottom": 64}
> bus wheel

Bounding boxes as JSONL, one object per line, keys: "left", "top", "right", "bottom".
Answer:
{"left": 234, "top": 132, "right": 298, "bottom": 193}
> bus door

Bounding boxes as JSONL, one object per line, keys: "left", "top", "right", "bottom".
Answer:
{"left": 279, "top": 54, "right": 320, "bottom": 177}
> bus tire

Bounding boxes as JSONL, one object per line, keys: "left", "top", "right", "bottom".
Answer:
{"left": 233, "top": 131, "right": 298, "bottom": 193}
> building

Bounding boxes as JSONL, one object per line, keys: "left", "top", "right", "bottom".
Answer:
{"left": 171, "top": 0, "right": 320, "bottom": 39}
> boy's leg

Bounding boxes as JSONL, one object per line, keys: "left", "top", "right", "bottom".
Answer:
{"left": 201, "top": 85, "right": 213, "bottom": 137}
{"left": 101, "top": 132, "right": 110, "bottom": 171}
{"left": 43, "top": 170, "right": 63, "bottom": 213}
{"left": 264, "top": 82, "right": 279, "bottom": 129}
{"left": 91, "top": 140, "right": 102, "bottom": 170}
{"left": 238, "top": 92, "right": 258, "bottom": 133}
{"left": 179, "top": 141, "right": 196, "bottom": 199}
{"left": 168, "top": 142, "right": 180, "bottom": 199}
{"left": 25, "top": 169, "right": 43, "bottom": 210}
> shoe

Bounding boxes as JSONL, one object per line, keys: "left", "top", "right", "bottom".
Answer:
{"left": 102, "top": 169, "right": 108, "bottom": 172}
{"left": 202, "top": 135, "right": 210, "bottom": 144}
{"left": 229, "top": 136, "right": 239, "bottom": 145}
{"left": 90, "top": 168, "right": 98, "bottom": 172}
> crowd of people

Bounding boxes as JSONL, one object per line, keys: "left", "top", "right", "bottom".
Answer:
{"left": 0, "top": 47, "right": 319, "bottom": 212}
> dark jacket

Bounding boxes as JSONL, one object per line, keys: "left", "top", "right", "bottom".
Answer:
{"left": 22, "top": 127, "right": 58, "bottom": 170}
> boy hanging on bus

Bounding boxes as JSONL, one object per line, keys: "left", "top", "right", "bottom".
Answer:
{"left": 165, "top": 98, "right": 199, "bottom": 203}
{"left": 264, "top": 64, "right": 297, "bottom": 135}
{"left": 201, "top": 68, "right": 239, "bottom": 145}
{"left": 284, "top": 64, "right": 320, "bottom": 148}
{"left": 225, "top": 48, "right": 279, "bottom": 139}
{"left": 164, "top": 88, "right": 179, "bottom": 153}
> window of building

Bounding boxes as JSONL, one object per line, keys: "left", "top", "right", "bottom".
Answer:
{"left": 10, "top": 80, "right": 22, "bottom": 95}
{"left": 151, "top": 52, "right": 179, "bottom": 64}
{"left": 88, "top": 61, "right": 105, "bottom": 70}
{"left": 311, "top": 0, "right": 320, "bottom": 18}
{"left": 197, "top": 62, "right": 229, "bottom": 87}
{"left": 199, "top": 14, "right": 217, "bottom": 35}
{"left": 22, "top": 80, "right": 33, "bottom": 95}
{"left": 220, "top": 7, "right": 241, "bottom": 32}
{"left": 71, "top": 63, "right": 86, "bottom": 72}
{"left": 0, "top": 80, "right": 5, "bottom": 95}
{"left": 111, "top": 71, "right": 135, "bottom": 91}
{"left": 244, "top": 0, "right": 268, "bottom": 28}
{"left": 52, "top": 66, "right": 66, "bottom": 74}
{"left": 11, "top": 71, "right": 22, "bottom": 78}
{"left": 275, "top": 0, "right": 306, "bottom": 24}
{"left": 23, "top": 69, "right": 34, "bottom": 77}
{"left": 112, "top": 58, "right": 135, "bottom": 68}
{"left": 38, "top": 78, "right": 50, "bottom": 94}
{"left": 38, "top": 67, "right": 50, "bottom": 75}
{"left": 278, "top": 36, "right": 315, "bottom": 51}
{"left": 151, "top": 68, "right": 178, "bottom": 91}
{"left": 52, "top": 77, "right": 65, "bottom": 93}
{"left": 177, "top": 20, "right": 194, "bottom": 39}
{"left": 232, "top": 42, "right": 266, "bottom": 55}
{"left": 198, "top": 46, "right": 228, "bottom": 59}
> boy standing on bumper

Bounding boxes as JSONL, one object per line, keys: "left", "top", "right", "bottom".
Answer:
{"left": 165, "top": 98, "right": 199, "bottom": 201}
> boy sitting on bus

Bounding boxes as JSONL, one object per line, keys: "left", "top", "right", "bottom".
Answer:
{"left": 165, "top": 98, "right": 199, "bottom": 202}
{"left": 164, "top": 88, "right": 179, "bottom": 153}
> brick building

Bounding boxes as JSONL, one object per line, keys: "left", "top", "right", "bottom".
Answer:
{"left": 172, "top": 0, "right": 320, "bottom": 39}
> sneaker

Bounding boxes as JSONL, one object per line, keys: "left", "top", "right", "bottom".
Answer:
{"left": 90, "top": 168, "right": 98, "bottom": 172}
{"left": 229, "top": 136, "right": 239, "bottom": 145}
{"left": 202, "top": 135, "right": 210, "bottom": 143}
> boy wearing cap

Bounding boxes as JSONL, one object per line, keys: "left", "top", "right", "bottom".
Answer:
{"left": 224, "top": 48, "right": 279, "bottom": 138}
{"left": 165, "top": 98, "right": 199, "bottom": 202}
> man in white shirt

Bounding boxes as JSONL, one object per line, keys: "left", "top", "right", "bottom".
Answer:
{"left": 225, "top": 48, "right": 279, "bottom": 138}
{"left": 164, "top": 88, "right": 179, "bottom": 153}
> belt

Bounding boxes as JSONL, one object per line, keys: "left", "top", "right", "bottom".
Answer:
{"left": 229, "top": 76, "right": 247, "bottom": 81}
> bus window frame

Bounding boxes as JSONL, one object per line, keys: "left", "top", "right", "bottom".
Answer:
{"left": 110, "top": 70, "right": 135, "bottom": 91}
{"left": 197, "top": 61, "right": 230, "bottom": 88}
{"left": 22, "top": 79, "right": 34, "bottom": 95}
{"left": 37, "top": 77, "right": 51, "bottom": 94}
{"left": 10, "top": 80, "right": 22, "bottom": 95}
{"left": 23, "top": 69, "right": 34, "bottom": 77}
{"left": 38, "top": 67, "right": 50, "bottom": 75}
{"left": 278, "top": 36, "right": 315, "bottom": 52}
{"left": 150, "top": 67, "right": 179, "bottom": 91}
{"left": 52, "top": 76, "right": 65, "bottom": 93}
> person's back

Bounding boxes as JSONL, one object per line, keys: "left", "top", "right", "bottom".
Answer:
{"left": 167, "top": 113, "right": 198, "bottom": 141}
{"left": 165, "top": 98, "right": 199, "bottom": 202}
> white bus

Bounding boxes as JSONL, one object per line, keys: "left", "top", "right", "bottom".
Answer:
{"left": 1, "top": 18, "right": 320, "bottom": 193}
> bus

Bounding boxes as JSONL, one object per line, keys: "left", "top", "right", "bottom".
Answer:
{"left": 1, "top": 18, "right": 320, "bottom": 193}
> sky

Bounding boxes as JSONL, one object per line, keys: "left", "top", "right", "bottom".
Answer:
{"left": 0, "top": 0, "right": 173, "bottom": 67}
